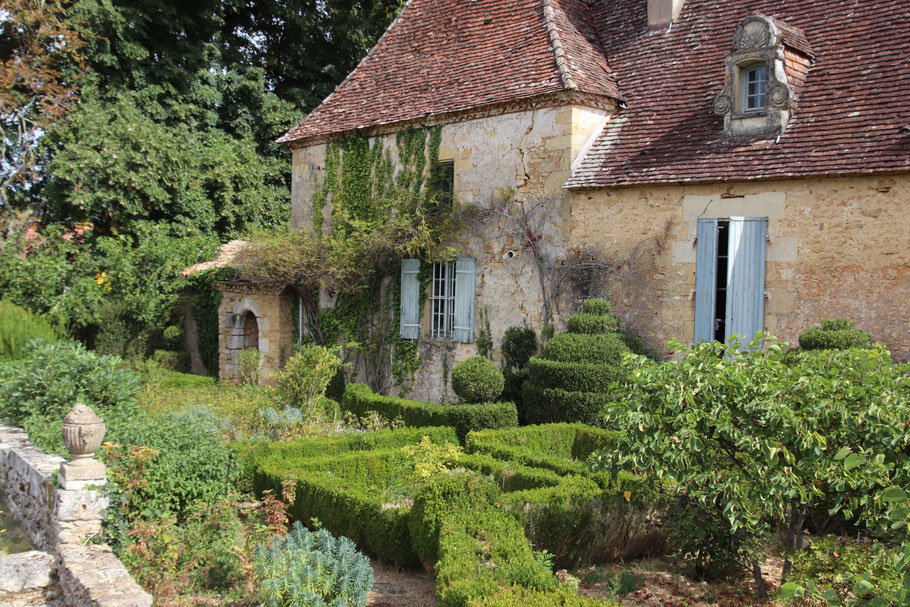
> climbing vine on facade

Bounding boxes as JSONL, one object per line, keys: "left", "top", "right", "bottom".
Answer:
{"left": 233, "top": 126, "right": 449, "bottom": 391}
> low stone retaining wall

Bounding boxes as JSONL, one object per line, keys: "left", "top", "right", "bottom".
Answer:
{"left": 0, "top": 421, "right": 152, "bottom": 607}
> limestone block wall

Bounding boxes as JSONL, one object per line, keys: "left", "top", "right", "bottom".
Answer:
{"left": 217, "top": 286, "right": 295, "bottom": 382}
{"left": 289, "top": 105, "right": 612, "bottom": 401}
{"left": 0, "top": 422, "right": 152, "bottom": 607}
{"left": 569, "top": 174, "right": 910, "bottom": 361}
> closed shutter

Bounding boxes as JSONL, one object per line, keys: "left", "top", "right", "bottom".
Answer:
{"left": 694, "top": 219, "right": 719, "bottom": 344}
{"left": 724, "top": 217, "right": 767, "bottom": 347}
{"left": 399, "top": 259, "right": 421, "bottom": 339}
{"left": 452, "top": 258, "right": 476, "bottom": 343}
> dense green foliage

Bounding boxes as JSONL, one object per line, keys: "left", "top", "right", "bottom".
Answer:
{"left": 273, "top": 344, "right": 342, "bottom": 420}
{"left": 451, "top": 355, "right": 504, "bottom": 404}
{"left": 522, "top": 300, "right": 633, "bottom": 425}
{"left": 0, "top": 339, "right": 140, "bottom": 431}
{"left": 254, "top": 522, "right": 374, "bottom": 607}
{"left": 0, "top": 223, "right": 219, "bottom": 352}
{"left": 501, "top": 325, "right": 538, "bottom": 371}
{"left": 0, "top": 301, "right": 60, "bottom": 361}
{"left": 341, "top": 383, "right": 517, "bottom": 440}
{"left": 798, "top": 318, "right": 872, "bottom": 351}
{"left": 409, "top": 470, "right": 500, "bottom": 569}
{"left": 592, "top": 338, "right": 910, "bottom": 597}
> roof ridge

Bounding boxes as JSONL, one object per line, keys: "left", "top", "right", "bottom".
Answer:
{"left": 542, "top": 0, "right": 579, "bottom": 90}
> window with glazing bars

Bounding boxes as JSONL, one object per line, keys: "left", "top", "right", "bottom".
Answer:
{"left": 430, "top": 262, "right": 455, "bottom": 338}
{"left": 744, "top": 64, "right": 767, "bottom": 111}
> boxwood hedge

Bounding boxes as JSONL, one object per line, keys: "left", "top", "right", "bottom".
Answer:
{"left": 341, "top": 383, "right": 517, "bottom": 440}
{"left": 798, "top": 318, "right": 872, "bottom": 351}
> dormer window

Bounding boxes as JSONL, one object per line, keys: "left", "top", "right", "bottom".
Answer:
{"left": 714, "top": 15, "right": 813, "bottom": 138}
{"left": 743, "top": 64, "right": 767, "bottom": 111}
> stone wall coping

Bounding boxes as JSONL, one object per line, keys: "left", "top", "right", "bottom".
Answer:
{"left": 0, "top": 421, "right": 153, "bottom": 607}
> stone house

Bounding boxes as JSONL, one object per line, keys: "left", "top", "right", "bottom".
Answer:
{"left": 217, "top": 0, "right": 910, "bottom": 397}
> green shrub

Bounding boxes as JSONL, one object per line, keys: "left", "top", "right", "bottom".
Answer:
{"left": 527, "top": 358, "right": 623, "bottom": 393}
{"left": 501, "top": 326, "right": 538, "bottom": 370}
{"left": 451, "top": 356, "right": 504, "bottom": 404}
{"left": 0, "top": 301, "right": 60, "bottom": 362}
{"left": 789, "top": 536, "right": 899, "bottom": 606}
{"left": 105, "top": 407, "right": 239, "bottom": 524}
{"left": 0, "top": 339, "right": 140, "bottom": 432}
{"left": 581, "top": 298, "right": 613, "bottom": 316}
{"left": 341, "top": 383, "right": 517, "bottom": 440}
{"left": 254, "top": 521, "right": 374, "bottom": 607}
{"left": 409, "top": 470, "right": 500, "bottom": 569}
{"left": 325, "top": 366, "right": 346, "bottom": 402}
{"left": 467, "top": 585, "right": 615, "bottom": 607}
{"left": 540, "top": 333, "right": 628, "bottom": 365}
{"left": 151, "top": 349, "right": 187, "bottom": 371}
{"left": 522, "top": 383, "right": 614, "bottom": 426}
{"left": 566, "top": 313, "right": 619, "bottom": 335}
{"left": 503, "top": 369, "right": 529, "bottom": 421}
{"left": 273, "top": 344, "right": 341, "bottom": 418}
{"left": 594, "top": 340, "right": 910, "bottom": 595}
{"left": 798, "top": 318, "right": 871, "bottom": 351}
{"left": 616, "top": 330, "right": 647, "bottom": 356}
{"left": 435, "top": 508, "right": 559, "bottom": 607}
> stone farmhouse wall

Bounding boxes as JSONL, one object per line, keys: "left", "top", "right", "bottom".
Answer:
{"left": 569, "top": 174, "right": 910, "bottom": 361}
{"left": 289, "top": 104, "right": 612, "bottom": 401}
{"left": 0, "top": 422, "right": 152, "bottom": 607}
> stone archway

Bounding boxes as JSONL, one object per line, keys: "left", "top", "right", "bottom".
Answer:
{"left": 241, "top": 311, "right": 259, "bottom": 350}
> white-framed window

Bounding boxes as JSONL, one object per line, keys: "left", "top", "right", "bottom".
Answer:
{"left": 430, "top": 261, "right": 456, "bottom": 339}
{"left": 743, "top": 64, "right": 768, "bottom": 111}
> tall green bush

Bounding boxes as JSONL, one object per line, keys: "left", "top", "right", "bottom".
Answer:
{"left": 0, "top": 301, "right": 60, "bottom": 361}
{"left": 273, "top": 344, "right": 341, "bottom": 417}
{"left": 592, "top": 339, "right": 910, "bottom": 599}
{"left": 254, "top": 522, "right": 374, "bottom": 607}
{"left": 522, "top": 299, "right": 635, "bottom": 425}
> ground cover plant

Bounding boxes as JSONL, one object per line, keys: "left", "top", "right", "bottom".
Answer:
{"left": 341, "top": 382, "right": 517, "bottom": 440}
{"left": 592, "top": 336, "right": 910, "bottom": 600}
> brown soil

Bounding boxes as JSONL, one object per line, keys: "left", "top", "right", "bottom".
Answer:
{"left": 574, "top": 555, "right": 787, "bottom": 607}
{"left": 368, "top": 560, "right": 437, "bottom": 607}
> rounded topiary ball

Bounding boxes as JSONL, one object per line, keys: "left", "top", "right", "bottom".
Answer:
{"left": 451, "top": 355, "right": 504, "bottom": 403}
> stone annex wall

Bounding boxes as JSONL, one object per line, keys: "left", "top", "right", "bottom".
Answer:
{"left": 290, "top": 105, "right": 611, "bottom": 401}
{"left": 217, "top": 286, "right": 296, "bottom": 382}
{"left": 0, "top": 422, "right": 152, "bottom": 607}
{"left": 569, "top": 174, "right": 910, "bottom": 361}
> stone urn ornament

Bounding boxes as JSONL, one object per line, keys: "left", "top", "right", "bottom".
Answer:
{"left": 59, "top": 403, "right": 107, "bottom": 490}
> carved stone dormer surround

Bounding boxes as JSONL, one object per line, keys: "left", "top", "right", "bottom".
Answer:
{"left": 713, "top": 15, "right": 805, "bottom": 138}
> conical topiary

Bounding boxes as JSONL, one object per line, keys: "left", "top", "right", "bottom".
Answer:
{"left": 521, "top": 299, "right": 635, "bottom": 425}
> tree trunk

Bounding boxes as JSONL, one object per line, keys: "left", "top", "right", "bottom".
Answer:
{"left": 781, "top": 502, "right": 808, "bottom": 586}
{"left": 752, "top": 559, "right": 768, "bottom": 601}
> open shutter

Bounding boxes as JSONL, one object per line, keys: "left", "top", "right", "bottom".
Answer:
{"left": 694, "top": 219, "right": 718, "bottom": 344}
{"left": 399, "top": 259, "right": 421, "bottom": 339}
{"left": 452, "top": 258, "right": 476, "bottom": 343}
{"left": 725, "top": 217, "right": 767, "bottom": 347}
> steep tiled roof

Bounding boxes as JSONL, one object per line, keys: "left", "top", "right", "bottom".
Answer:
{"left": 278, "top": 0, "right": 620, "bottom": 146}
{"left": 567, "top": 0, "right": 910, "bottom": 188}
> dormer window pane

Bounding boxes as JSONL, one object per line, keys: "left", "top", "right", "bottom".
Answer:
{"left": 745, "top": 65, "right": 767, "bottom": 110}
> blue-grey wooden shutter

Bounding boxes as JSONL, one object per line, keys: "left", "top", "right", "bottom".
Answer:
{"left": 694, "top": 219, "right": 718, "bottom": 344}
{"left": 452, "top": 258, "right": 476, "bottom": 343}
{"left": 725, "top": 217, "right": 767, "bottom": 347}
{"left": 399, "top": 259, "right": 420, "bottom": 339}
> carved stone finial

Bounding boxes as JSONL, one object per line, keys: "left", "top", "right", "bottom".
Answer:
{"left": 59, "top": 403, "right": 107, "bottom": 490}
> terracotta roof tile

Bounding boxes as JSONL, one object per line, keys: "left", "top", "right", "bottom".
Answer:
{"left": 567, "top": 0, "right": 910, "bottom": 188}
{"left": 278, "top": 0, "right": 621, "bottom": 146}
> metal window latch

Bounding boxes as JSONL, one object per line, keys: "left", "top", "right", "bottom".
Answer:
{"left": 764, "top": 291, "right": 770, "bottom": 300}
{"left": 689, "top": 290, "right": 696, "bottom": 302}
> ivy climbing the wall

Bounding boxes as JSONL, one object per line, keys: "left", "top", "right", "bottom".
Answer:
{"left": 233, "top": 126, "right": 450, "bottom": 391}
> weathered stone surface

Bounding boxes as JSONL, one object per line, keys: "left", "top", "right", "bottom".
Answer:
{"left": 1, "top": 423, "right": 150, "bottom": 607}
{"left": 0, "top": 551, "right": 54, "bottom": 592}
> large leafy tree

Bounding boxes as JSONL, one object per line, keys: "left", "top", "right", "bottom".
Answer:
{"left": 0, "top": 0, "right": 87, "bottom": 207}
